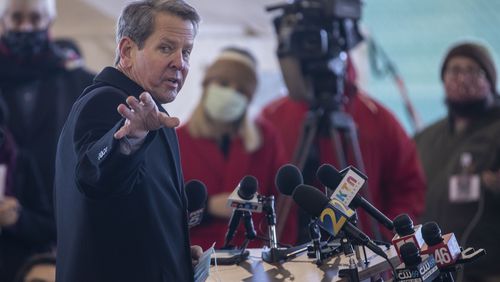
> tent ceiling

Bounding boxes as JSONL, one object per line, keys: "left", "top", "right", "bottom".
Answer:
{"left": 82, "top": 0, "right": 283, "bottom": 37}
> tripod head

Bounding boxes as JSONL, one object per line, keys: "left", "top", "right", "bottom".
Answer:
{"left": 267, "top": 0, "right": 363, "bottom": 110}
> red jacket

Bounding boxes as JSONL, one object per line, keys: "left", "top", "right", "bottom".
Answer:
{"left": 178, "top": 118, "right": 297, "bottom": 249}
{"left": 261, "top": 94, "right": 426, "bottom": 239}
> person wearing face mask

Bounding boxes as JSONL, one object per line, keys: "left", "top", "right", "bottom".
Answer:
{"left": 177, "top": 47, "right": 297, "bottom": 249}
{"left": 415, "top": 41, "right": 500, "bottom": 281}
{"left": 0, "top": 1, "right": 94, "bottom": 281}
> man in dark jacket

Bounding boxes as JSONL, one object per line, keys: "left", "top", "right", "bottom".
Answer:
{"left": 415, "top": 41, "right": 500, "bottom": 281}
{"left": 0, "top": 0, "right": 94, "bottom": 280}
{"left": 55, "top": 1, "right": 202, "bottom": 281}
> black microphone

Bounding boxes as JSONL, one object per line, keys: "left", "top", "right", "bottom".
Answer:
{"left": 394, "top": 242, "right": 440, "bottom": 281}
{"left": 185, "top": 180, "right": 208, "bottom": 228}
{"left": 224, "top": 176, "right": 259, "bottom": 248}
{"left": 275, "top": 164, "right": 303, "bottom": 196}
{"left": 227, "top": 175, "right": 262, "bottom": 212}
{"left": 391, "top": 214, "right": 425, "bottom": 260}
{"left": 292, "top": 184, "right": 387, "bottom": 259}
{"left": 316, "top": 164, "right": 394, "bottom": 230}
{"left": 261, "top": 164, "right": 310, "bottom": 263}
{"left": 316, "top": 164, "right": 343, "bottom": 194}
{"left": 238, "top": 176, "right": 258, "bottom": 200}
{"left": 420, "top": 222, "right": 461, "bottom": 269}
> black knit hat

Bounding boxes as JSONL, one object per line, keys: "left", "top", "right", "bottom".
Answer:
{"left": 441, "top": 42, "right": 497, "bottom": 95}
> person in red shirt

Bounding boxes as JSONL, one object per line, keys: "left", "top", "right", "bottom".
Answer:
{"left": 178, "top": 47, "right": 297, "bottom": 249}
{"left": 261, "top": 57, "right": 426, "bottom": 242}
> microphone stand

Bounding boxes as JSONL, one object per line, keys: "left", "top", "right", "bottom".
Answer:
{"left": 306, "top": 220, "right": 342, "bottom": 266}
{"left": 235, "top": 211, "right": 256, "bottom": 263}
{"left": 347, "top": 213, "right": 370, "bottom": 267}
{"left": 442, "top": 247, "right": 486, "bottom": 282}
{"left": 218, "top": 210, "right": 255, "bottom": 265}
{"left": 338, "top": 238, "right": 361, "bottom": 282}
{"left": 262, "top": 195, "right": 309, "bottom": 263}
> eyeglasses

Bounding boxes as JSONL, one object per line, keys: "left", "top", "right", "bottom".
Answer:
{"left": 445, "top": 66, "right": 486, "bottom": 78}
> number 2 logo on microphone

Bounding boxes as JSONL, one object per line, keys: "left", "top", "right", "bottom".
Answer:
{"left": 318, "top": 199, "right": 354, "bottom": 236}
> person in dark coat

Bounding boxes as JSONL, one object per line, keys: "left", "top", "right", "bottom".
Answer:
{"left": 415, "top": 41, "right": 500, "bottom": 282}
{"left": 0, "top": 0, "right": 95, "bottom": 202}
{"left": 54, "top": 1, "right": 202, "bottom": 281}
{"left": 0, "top": 0, "right": 94, "bottom": 280}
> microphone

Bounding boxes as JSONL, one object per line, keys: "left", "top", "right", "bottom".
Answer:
{"left": 292, "top": 184, "right": 387, "bottom": 259}
{"left": 185, "top": 180, "right": 208, "bottom": 228}
{"left": 274, "top": 163, "right": 303, "bottom": 242}
{"left": 391, "top": 214, "right": 425, "bottom": 260}
{"left": 394, "top": 242, "right": 440, "bottom": 282}
{"left": 317, "top": 164, "right": 394, "bottom": 230}
{"left": 224, "top": 176, "right": 260, "bottom": 248}
{"left": 226, "top": 175, "right": 262, "bottom": 212}
{"left": 262, "top": 164, "right": 310, "bottom": 263}
{"left": 275, "top": 163, "right": 303, "bottom": 196}
{"left": 420, "top": 222, "right": 461, "bottom": 268}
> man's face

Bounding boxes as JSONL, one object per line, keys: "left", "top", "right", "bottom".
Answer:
{"left": 128, "top": 13, "right": 195, "bottom": 104}
{"left": 1, "top": 0, "right": 52, "bottom": 32}
{"left": 443, "top": 56, "right": 491, "bottom": 102}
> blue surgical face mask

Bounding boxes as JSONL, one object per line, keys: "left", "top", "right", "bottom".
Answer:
{"left": 203, "top": 84, "right": 249, "bottom": 123}
{"left": 1, "top": 29, "right": 50, "bottom": 59}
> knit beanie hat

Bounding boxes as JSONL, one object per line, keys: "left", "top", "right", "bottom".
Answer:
{"left": 202, "top": 47, "right": 258, "bottom": 96}
{"left": 441, "top": 42, "right": 497, "bottom": 95}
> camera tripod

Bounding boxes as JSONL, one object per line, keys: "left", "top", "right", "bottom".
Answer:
{"left": 277, "top": 52, "right": 382, "bottom": 243}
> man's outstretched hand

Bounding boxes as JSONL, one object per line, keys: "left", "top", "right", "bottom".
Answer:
{"left": 114, "top": 92, "right": 180, "bottom": 140}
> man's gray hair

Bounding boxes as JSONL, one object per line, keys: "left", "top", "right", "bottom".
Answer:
{"left": 0, "top": 0, "right": 57, "bottom": 19}
{"left": 115, "top": 0, "right": 200, "bottom": 65}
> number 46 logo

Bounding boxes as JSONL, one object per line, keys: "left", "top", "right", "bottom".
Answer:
{"left": 434, "top": 247, "right": 452, "bottom": 264}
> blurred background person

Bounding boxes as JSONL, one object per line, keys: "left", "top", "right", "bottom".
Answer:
{"left": 14, "top": 252, "right": 55, "bottom": 282}
{"left": 177, "top": 47, "right": 297, "bottom": 249}
{"left": 415, "top": 41, "right": 500, "bottom": 282}
{"left": 261, "top": 54, "right": 426, "bottom": 242}
{"left": 0, "top": 0, "right": 94, "bottom": 280}
{"left": 0, "top": 0, "right": 94, "bottom": 211}
{"left": 0, "top": 96, "right": 54, "bottom": 282}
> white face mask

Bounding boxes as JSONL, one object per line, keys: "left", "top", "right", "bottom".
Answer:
{"left": 203, "top": 84, "right": 249, "bottom": 122}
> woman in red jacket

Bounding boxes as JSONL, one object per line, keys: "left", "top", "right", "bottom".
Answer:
{"left": 177, "top": 47, "right": 297, "bottom": 249}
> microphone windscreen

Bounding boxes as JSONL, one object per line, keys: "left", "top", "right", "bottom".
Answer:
{"left": 292, "top": 184, "right": 329, "bottom": 217}
{"left": 393, "top": 213, "right": 414, "bottom": 236}
{"left": 238, "top": 175, "right": 258, "bottom": 200}
{"left": 275, "top": 164, "right": 303, "bottom": 196}
{"left": 422, "top": 221, "right": 443, "bottom": 246}
{"left": 400, "top": 242, "right": 422, "bottom": 266}
{"left": 316, "top": 163, "right": 342, "bottom": 190}
{"left": 185, "top": 180, "right": 207, "bottom": 212}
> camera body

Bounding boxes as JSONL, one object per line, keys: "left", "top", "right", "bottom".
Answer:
{"left": 268, "top": 0, "right": 363, "bottom": 106}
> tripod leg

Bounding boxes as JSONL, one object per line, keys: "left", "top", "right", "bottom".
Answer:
{"left": 329, "top": 126, "right": 348, "bottom": 168}
{"left": 276, "top": 111, "right": 321, "bottom": 239}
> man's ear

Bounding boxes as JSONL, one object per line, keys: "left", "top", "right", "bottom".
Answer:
{"left": 117, "top": 37, "right": 136, "bottom": 68}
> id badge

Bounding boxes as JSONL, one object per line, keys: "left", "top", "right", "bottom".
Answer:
{"left": 449, "top": 174, "right": 480, "bottom": 203}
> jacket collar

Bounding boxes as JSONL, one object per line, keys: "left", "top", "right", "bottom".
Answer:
{"left": 94, "top": 67, "right": 144, "bottom": 98}
{"left": 94, "top": 67, "right": 171, "bottom": 116}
